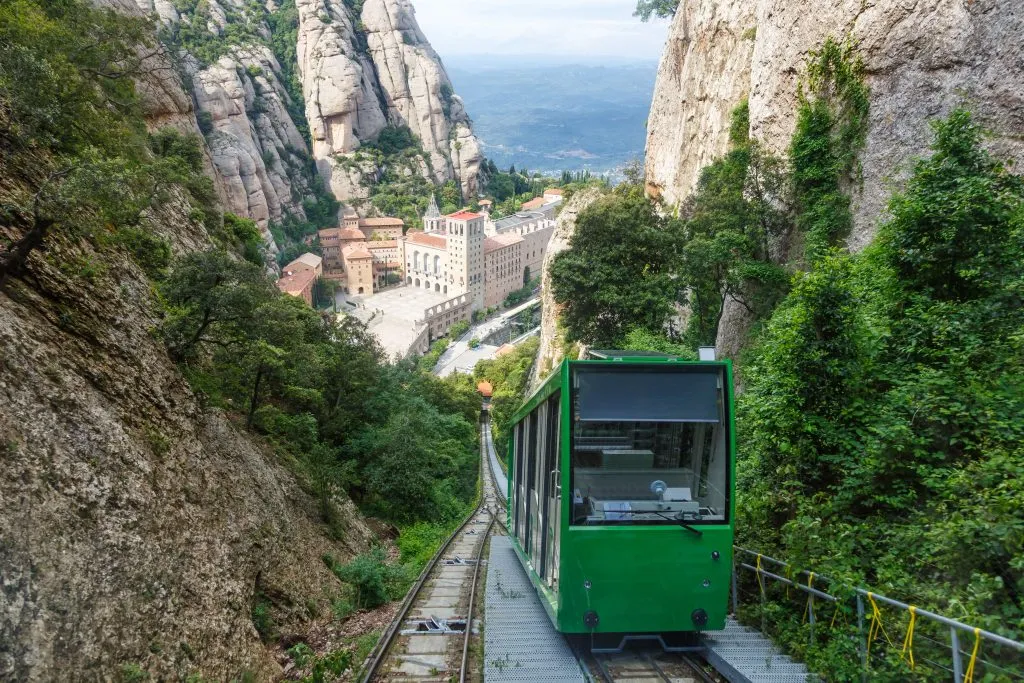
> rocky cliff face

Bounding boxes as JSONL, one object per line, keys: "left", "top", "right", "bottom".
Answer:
{"left": 530, "top": 188, "right": 603, "bottom": 391}
{"left": 0, "top": 214, "right": 377, "bottom": 681}
{"left": 136, "top": 0, "right": 481, "bottom": 234}
{"left": 645, "top": 0, "right": 1024, "bottom": 356}
{"left": 298, "top": 0, "right": 482, "bottom": 202}
{"left": 646, "top": 0, "right": 1024, "bottom": 251}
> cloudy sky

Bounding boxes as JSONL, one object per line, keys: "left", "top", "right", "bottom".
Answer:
{"left": 412, "top": 0, "right": 671, "bottom": 62}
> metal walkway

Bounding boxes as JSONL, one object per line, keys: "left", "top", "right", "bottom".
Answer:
{"left": 484, "top": 422, "right": 508, "bottom": 503}
{"left": 484, "top": 536, "right": 585, "bottom": 682}
{"left": 703, "top": 619, "right": 814, "bottom": 683}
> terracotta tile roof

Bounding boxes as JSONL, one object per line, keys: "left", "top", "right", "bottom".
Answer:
{"left": 477, "top": 381, "right": 493, "bottom": 398}
{"left": 544, "top": 188, "right": 563, "bottom": 195}
{"left": 277, "top": 268, "right": 316, "bottom": 295}
{"left": 447, "top": 210, "right": 482, "bottom": 221}
{"left": 521, "top": 197, "right": 547, "bottom": 210}
{"left": 285, "top": 253, "right": 322, "bottom": 271}
{"left": 341, "top": 227, "right": 368, "bottom": 240}
{"left": 406, "top": 231, "right": 448, "bottom": 249}
{"left": 484, "top": 233, "right": 524, "bottom": 253}
{"left": 360, "top": 217, "right": 404, "bottom": 227}
{"left": 342, "top": 244, "right": 372, "bottom": 260}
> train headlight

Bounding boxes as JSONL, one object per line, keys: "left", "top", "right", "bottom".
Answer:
{"left": 691, "top": 609, "right": 709, "bottom": 628}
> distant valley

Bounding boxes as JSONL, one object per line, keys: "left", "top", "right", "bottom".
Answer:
{"left": 447, "top": 58, "right": 659, "bottom": 176}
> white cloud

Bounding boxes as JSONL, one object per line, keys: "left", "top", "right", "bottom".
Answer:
{"left": 411, "top": 0, "right": 671, "bottom": 60}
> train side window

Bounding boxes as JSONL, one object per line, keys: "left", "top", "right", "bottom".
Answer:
{"left": 568, "top": 366, "right": 730, "bottom": 527}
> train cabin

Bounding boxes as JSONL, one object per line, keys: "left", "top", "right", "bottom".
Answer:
{"left": 506, "top": 352, "right": 736, "bottom": 637}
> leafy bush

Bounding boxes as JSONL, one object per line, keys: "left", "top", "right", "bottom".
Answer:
{"left": 326, "top": 548, "right": 407, "bottom": 610}
{"left": 739, "top": 110, "right": 1024, "bottom": 675}
{"left": 251, "top": 594, "right": 275, "bottom": 642}
{"left": 287, "top": 642, "right": 314, "bottom": 668}
{"left": 114, "top": 228, "right": 171, "bottom": 279}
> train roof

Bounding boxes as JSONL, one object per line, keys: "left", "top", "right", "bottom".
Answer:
{"left": 587, "top": 349, "right": 678, "bottom": 360}
{"left": 511, "top": 354, "right": 732, "bottom": 425}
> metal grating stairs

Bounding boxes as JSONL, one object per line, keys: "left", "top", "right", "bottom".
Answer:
{"left": 484, "top": 536, "right": 585, "bottom": 682}
{"left": 703, "top": 618, "right": 816, "bottom": 683}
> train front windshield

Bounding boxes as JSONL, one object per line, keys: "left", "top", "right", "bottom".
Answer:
{"left": 569, "top": 365, "right": 730, "bottom": 527}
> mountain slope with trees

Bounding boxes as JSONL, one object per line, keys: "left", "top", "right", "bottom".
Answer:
{"left": 0, "top": 2, "right": 480, "bottom": 679}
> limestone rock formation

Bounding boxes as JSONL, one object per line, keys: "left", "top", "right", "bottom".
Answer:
{"left": 297, "top": 0, "right": 482, "bottom": 203}
{"left": 191, "top": 46, "right": 311, "bottom": 242}
{"left": 646, "top": 0, "right": 1024, "bottom": 251}
{"left": 530, "top": 188, "right": 603, "bottom": 391}
{"left": 646, "top": 0, "right": 1024, "bottom": 357}
{"left": 125, "top": 0, "right": 481, "bottom": 250}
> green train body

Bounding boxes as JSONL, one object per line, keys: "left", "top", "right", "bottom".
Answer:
{"left": 505, "top": 354, "right": 736, "bottom": 636}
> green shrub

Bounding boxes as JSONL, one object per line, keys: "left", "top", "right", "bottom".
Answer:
{"left": 119, "top": 664, "right": 148, "bottom": 682}
{"left": 326, "top": 548, "right": 406, "bottom": 609}
{"left": 251, "top": 594, "right": 275, "bottom": 642}
{"left": 115, "top": 228, "right": 171, "bottom": 279}
{"left": 287, "top": 642, "right": 314, "bottom": 668}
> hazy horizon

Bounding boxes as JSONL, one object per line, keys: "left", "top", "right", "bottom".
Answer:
{"left": 413, "top": 0, "right": 671, "bottom": 62}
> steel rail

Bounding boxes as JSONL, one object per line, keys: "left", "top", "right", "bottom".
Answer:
{"left": 460, "top": 511, "right": 498, "bottom": 682}
{"left": 359, "top": 422, "right": 498, "bottom": 683}
{"left": 677, "top": 654, "right": 719, "bottom": 683}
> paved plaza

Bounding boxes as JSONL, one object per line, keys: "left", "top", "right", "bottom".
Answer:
{"left": 337, "top": 286, "right": 448, "bottom": 359}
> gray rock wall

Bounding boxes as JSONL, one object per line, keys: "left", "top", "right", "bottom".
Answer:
{"left": 530, "top": 188, "right": 604, "bottom": 392}
{"left": 646, "top": 0, "right": 1024, "bottom": 357}
{"left": 647, "top": 0, "right": 1024, "bottom": 250}
{"left": 297, "top": 0, "right": 482, "bottom": 203}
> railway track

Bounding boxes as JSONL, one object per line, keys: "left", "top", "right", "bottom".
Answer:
{"left": 580, "top": 649, "right": 719, "bottom": 683}
{"left": 360, "top": 419, "right": 505, "bottom": 682}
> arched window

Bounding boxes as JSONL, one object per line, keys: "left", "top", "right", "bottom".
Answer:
{"left": 414, "top": 251, "right": 421, "bottom": 271}
{"left": 435, "top": 283, "right": 440, "bottom": 292}
{"left": 444, "top": 285, "right": 448, "bottom": 294}
{"left": 415, "top": 278, "right": 420, "bottom": 287}
{"left": 434, "top": 255, "right": 440, "bottom": 275}
{"left": 407, "top": 276, "right": 412, "bottom": 284}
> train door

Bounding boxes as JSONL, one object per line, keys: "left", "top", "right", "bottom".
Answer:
{"left": 541, "top": 392, "right": 561, "bottom": 588}
{"left": 529, "top": 402, "right": 546, "bottom": 562}
{"left": 513, "top": 421, "right": 525, "bottom": 544}
{"left": 523, "top": 410, "right": 539, "bottom": 552}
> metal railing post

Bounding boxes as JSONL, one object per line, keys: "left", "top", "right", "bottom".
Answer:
{"left": 951, "top": 626, "right": 963, "bottom": 683}
{"left": 857, "top": 594, "right": 867, "bottom": 682}
{"left": 808, "top": 593, "right": 816, "bottom": 647}
{"left": 731, "top": 557, "right": 738, "bottom": 617}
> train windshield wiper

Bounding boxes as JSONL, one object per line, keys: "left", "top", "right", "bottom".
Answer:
{"left": 605, "top": 509, "right": 704, "bottom": 537}
{"left": 653, "top": 511, "right": 703, "bottom": 537}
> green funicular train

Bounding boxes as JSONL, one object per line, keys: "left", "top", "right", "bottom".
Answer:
{"left": 506, "top": 351, "right": 735, "bottom": 651}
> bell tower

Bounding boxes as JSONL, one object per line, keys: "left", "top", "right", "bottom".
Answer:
{"left": 424, "top": 194, "right": 444, "bottom": 233}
